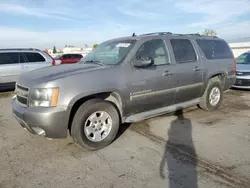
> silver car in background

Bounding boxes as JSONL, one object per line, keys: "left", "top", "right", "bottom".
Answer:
{"left": 0, "top": 48, "right": 55, "bottom": 89}
{"left": 233, "top": 51, "right": 250, "bottom": 89}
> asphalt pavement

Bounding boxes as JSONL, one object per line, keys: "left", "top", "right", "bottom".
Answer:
{"left": 0, "top": 89, "right": 250, "bottom": 188}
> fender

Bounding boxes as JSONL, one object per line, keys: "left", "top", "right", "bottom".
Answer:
{"left": 203, "top": 71, "right": 226, "bottom": 93}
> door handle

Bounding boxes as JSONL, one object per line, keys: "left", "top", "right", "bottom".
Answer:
{"left": 163, "top": 70, "right": 173, "bottom": 76}
{"left": 193, "top": 66, "right": 201, "bottom": 71}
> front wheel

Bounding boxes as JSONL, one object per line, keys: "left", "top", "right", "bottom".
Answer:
{"left": 199, "top": 77, "right": 223, "bottom": 111}
{"left": 71, "top": 99, "right": 120, "bottom": 150}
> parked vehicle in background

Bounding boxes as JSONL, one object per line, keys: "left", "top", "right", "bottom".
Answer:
{"left": 0, "top": 48, "right": 55, "bottom": 89}
{"left": 232, "top": 51, "right": 250, "bottom": 89}
{"left": 12, "top": 32, "right": 236, "bottom": 150}
{"left": 54, "top": 53, "right": 83, "bottom": 65}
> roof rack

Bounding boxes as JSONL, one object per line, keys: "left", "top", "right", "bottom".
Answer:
{"left": 140, "top": 32, "right": 172, "bottom": 36}
{"left": 139, "top": 32, "right": 218, "bottom": 38}
{"left": 187, "top": 33, "right": 218, "bottom": 38}
{"left": 186, "top": 33, "right": 202, "bottom": 36}
{"left": 0, "top": 48, "right": 41, "bottom": 51}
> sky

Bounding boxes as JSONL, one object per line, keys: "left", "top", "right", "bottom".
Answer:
{"left": 0, "top": 0, "right": 250, "bottom": 49}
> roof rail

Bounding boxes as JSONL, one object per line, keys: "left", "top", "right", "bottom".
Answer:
{"left": 186, "top": 33, "right": 202, "bottom": 36}
{"left": 140, "top": 32, "right": 172, "bottom": 36}
{"left": 139, "top": 32, "right": 219, "bottom": 38}
{"left": 0, "top": 48, "right": 41, "bottom": 51}
{"left": 183, "top": 33, "right": 219, "bottom": 38}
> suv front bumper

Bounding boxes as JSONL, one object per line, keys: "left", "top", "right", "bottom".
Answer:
{"left": 12, "top": 95, "right": 69, "bottom": 138}
{"left": 232, "top": 75, "right": 250, "bottom": 89}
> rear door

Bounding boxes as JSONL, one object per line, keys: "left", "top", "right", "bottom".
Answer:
{"left": 168, "top": 38, "right": 203, "bottom": 104}
{"left": 60, "top": 54, "right": 71, "bottom": 64}
{"left": 21, "top": 52, "right": 50, "bottom": 73}
{"left": 71, "top": 54, "right": 83, "bottom": 63}
{"left": 0, "top": 52, "right": 22, "bottom": 84}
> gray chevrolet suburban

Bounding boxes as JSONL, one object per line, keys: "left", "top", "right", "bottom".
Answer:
{"left": 12, "top": 32, "right": 236, "bottom": 150}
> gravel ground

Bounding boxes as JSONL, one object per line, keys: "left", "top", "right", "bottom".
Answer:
{"left": 0, "top": 89, "right": 250, "bottom": 188}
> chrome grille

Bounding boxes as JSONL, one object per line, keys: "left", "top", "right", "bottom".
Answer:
{"left": 15, "top": 84, "right": 29, "bottom": 107}
{"left": 234, "top": 79, "right": 250, "bottom": 86}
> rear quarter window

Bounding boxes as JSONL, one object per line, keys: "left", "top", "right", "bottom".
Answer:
{"left": 196, "top": 39, "right": 233, "bottom": 60}
{"left": 75, "top": 54, "right": 83, "bottom": 58}
{"left": 24, "top": 52, "right": 46, "bottom": 62}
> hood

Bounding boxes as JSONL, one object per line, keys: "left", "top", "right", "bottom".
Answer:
{"left": 236, "top": 63, "right": 250, "bottom": 72}
{"left": 19, "top": 63, "right": 107, "bottom": 85}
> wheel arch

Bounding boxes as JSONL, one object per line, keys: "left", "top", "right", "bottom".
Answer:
{"left": 203, "top": 72, "right": 226, "bottom": 94}
{"left": 67, "top": 92, "right": 124, "bottom": 134}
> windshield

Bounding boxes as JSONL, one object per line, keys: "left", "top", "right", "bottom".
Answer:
{"left": 236, "top": 53, "right": 250, "bottom": 64}
{"left": 80, "top": 39, "right": 136, "bottom": 65}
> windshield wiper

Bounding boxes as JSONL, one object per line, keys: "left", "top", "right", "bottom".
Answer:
{"left": 84, "top": 60, "right": 105, "bottom": 66}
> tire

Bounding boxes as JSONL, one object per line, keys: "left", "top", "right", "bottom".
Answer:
{"left": 71, "top": 99, "right": 120, "bottom": 150}
{"left": 199, "top": 77, "right": 223, "bottom": 111}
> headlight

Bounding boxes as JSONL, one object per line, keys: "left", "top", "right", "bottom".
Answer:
{"left": 29, "top": 88, "right": 59, "bottom": 107}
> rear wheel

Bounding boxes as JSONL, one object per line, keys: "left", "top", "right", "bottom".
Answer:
{"left": 71, "top": 99, "right": 120, "bottom": 150}
{"left": 199, "top": 77, "right": 223, "bottom": 111}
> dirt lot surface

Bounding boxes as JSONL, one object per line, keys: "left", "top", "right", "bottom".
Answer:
{"left": 0, "top": 89, "right": 250, "bottom": 188}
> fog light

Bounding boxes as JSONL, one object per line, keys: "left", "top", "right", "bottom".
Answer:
{"left": 32, "top": 127, "right": 46, "bottom": 136}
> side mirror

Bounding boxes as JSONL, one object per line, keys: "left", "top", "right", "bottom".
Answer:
{"left": 133, "top": 57, "right": 154, "bottom": 68}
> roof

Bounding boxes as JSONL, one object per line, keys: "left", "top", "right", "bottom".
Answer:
{"left": 106, "top": 32, "right": 222, "bottom": 42}
{"left": 0, "top": 48, "right": 42, "bottom": 52}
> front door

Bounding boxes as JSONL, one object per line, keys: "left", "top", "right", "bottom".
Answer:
{"left": 126, "top": 38, "right": 177, "bottom": 115}
{"left": 168, "top": 38, "right": 203, "bottom": 104}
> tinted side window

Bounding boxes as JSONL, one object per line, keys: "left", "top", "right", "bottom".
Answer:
{"left": 62, "top": 54, "right": 70, "bottom": 59}
{"left": 136, "top": 39, "right": 169, "bottom": 65}
{"left": 170, "top": 39, "right": 197, "bottom": 63}
{"left": 72, "top": 54, "right": 80, "bottom": 58}
{"left": 24, "top": 52, "right": 46, "bottom": 62}
{"left": 19, "top": 53, "right": 26, "bottom": 63}
{"left": 196, "top": 39, "right": 233, "bottom": 59}
{"left": 0, "top": 52, "right": 19, "bottom": 64}
{"left": 75, "top": 54, "right": 83, "bottom": 58}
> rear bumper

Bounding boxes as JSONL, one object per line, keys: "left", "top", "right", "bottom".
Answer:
{"left": 224, "top": 75, "right": 236, "bottom": 90}
{"left": 12, "top": 95, "right": 69, "bottom": 138}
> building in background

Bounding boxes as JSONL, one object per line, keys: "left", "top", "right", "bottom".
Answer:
{"left": 62, "top": 46, "right": 93, "bottom": 57}
{"left": 229, "top": 42, "right": 250, "bottom": 58}
{"left": 47, "top": 49, "right": 53, "bottom": 54}
{"left": 47, "top": 46, "right": 93, "bottom": 58}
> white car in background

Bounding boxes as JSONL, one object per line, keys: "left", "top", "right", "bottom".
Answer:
{"left": 0, "top": 48, "right": 55, "bottom": 89}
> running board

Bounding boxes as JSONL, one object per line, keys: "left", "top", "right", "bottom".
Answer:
{"left": 124, "top": 98, "right": 200, "bottom": 123}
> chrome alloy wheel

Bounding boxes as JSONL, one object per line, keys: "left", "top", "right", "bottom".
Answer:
{"left": 209, "top": 87, "right": 221, "bottom": 106}
{"left": 84, "top": 111, "right": 112, "bottom": 142}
